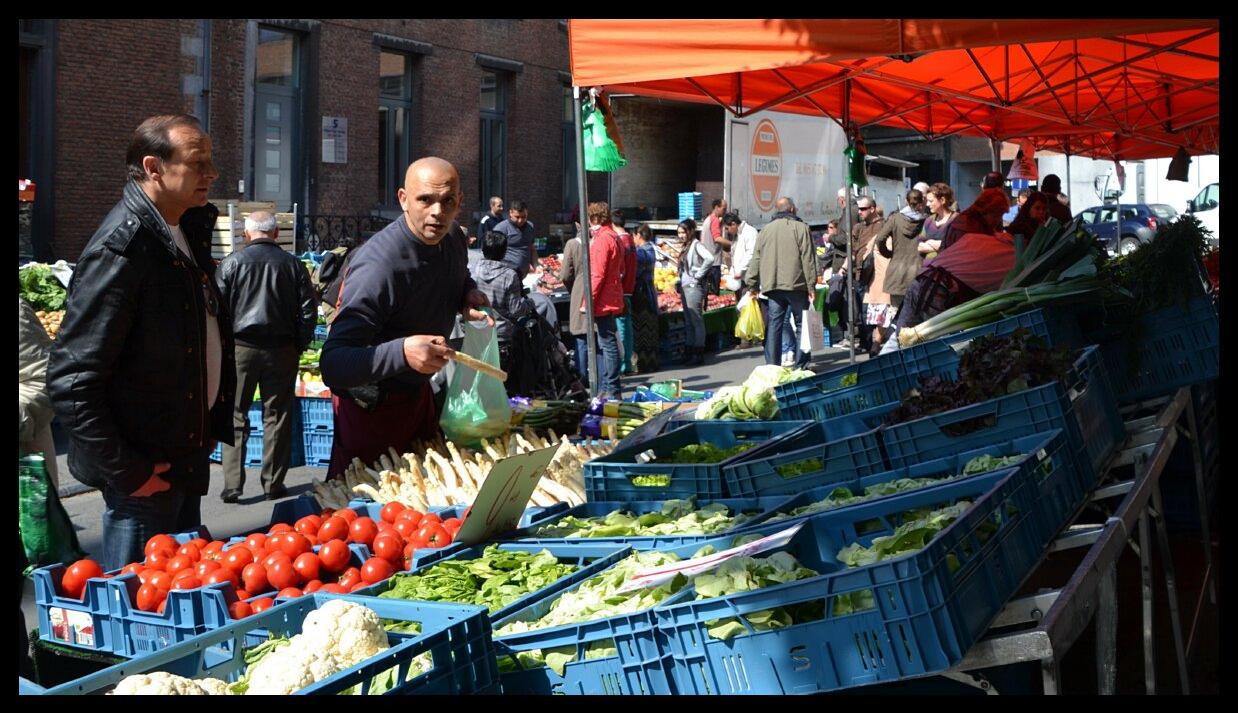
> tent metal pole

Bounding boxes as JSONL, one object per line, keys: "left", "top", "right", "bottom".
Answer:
{"left": 573, "top": 86, "right": 599, "bottom": 396}
{"left": 843, "top": 79, "right": 856, "bottom": 365}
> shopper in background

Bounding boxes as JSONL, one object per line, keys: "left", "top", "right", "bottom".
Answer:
{"left": 699, "top": 198, "right": 729, "bottom": 294}
{"left": 215, "top": 211, "right": 317, "bottom": 503}
{"left": 473, "top": 195, "right": 504, "bottom": 248}
{"left": 494, "top": 199, "right": 539, "bottom": 280}
{"left": 937, "top": 187, "right": 1009, "bottom": 254}
{"left": 1006, "top": 190, "right": 1052, "bottom": 242}
{"left": 19, "top": 297, "right": 58, "bottom": 489}
{"left": 1038, "top": 174, "right": 1074, "bottom": 224}
{"left": 838, "top": 195, "right": 883, "bottom": 351}
{"left": 872, "top": 189, "right": 929, "bottom": 355}
{"left": 745, "top": 197, "right": 816, "bottom": 370}
{"left": 918, "top": 182, "right": 958, "bottom": 259}
{"left": 823, "top": 219, "right": 848, "bottom": 344}
{"left": 722, "top": 212, "right": 759, "bottom": 300}
{"left": 556, "top": 223, "right": 590, "bottom": 381}
{"left": 48, "top": 114, "right": 234, "bottom": 571}
{"left": 585, "top": 202, "right": 626, "bottom": 397}
{"left": 472, "top": 230, "right": 536, "bottom": 394}
{"left": 676, "top": 218, "right": 714, "bottom": 366}
{"left": 1005, "top": 188, "right": 1031, "bottom": 226}
{"left": 630, "top": 224, "right": 661, "bottom": 372}
{"left": 612, "top": 209, "right": 637, "bottom": 375}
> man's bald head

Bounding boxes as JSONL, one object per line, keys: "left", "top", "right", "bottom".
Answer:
{"left": 775, "top": 197, "right": 796, "bottom": 214}
{"left": 399, "top": 157, "right": 463, "bottom": 244}
{"left": 244, "top": 210, "right": 278, "bottom": 241}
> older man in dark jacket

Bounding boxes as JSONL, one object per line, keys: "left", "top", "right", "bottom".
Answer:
{"left": 215, "top": 211, "right": 317, "bottom": 503}
{"left": 48, "top": 114, "right": 235, "bottom": 571}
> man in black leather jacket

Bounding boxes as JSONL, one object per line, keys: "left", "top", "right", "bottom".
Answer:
{"left": 215, "top": 211, "right": 316, "bottom": 503}
{"left": 48, "top": 114, "right": 235, "bottom": 571}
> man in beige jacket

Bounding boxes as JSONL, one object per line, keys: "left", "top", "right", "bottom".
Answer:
{"left": 744, "top": 197, "right": 817, "bottom": 369}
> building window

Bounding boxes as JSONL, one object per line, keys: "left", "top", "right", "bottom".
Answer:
{"left": 257, "top": 27, "right": 299, "bottom": 88}
{"left": 378, "top": 51, "right": 413, "bottom": 207}
{"left": 479, "top": 71, "right": 507, "bottom": 209}
{"left": 562, "top": 86, "right": 578, "bottom": 212}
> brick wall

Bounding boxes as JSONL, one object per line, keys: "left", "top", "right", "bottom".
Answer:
{"left": 47, "top": 19, "right": 570, "bottom": 259}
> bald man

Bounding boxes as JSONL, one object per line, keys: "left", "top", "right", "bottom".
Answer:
{"left": 320, "top": 158, "right": 491, "bottom": 478}
{"left": 214, "top": 210, "right": 317, "bottom": 502}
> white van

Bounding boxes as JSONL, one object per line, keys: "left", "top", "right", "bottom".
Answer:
{"left": 1188, "top": 183, "right": 1219, "bottom": 247}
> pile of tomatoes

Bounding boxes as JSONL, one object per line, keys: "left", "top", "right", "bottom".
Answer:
{"left": 65, "top": 502, "right": 466, "bottom": 621}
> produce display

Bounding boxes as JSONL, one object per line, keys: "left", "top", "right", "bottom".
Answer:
{"left": 887, "top": 329, "right": 1073, "bottom": 428}
{"left": 34, "top": 310, "right": 64, "bottom": 339}
{"left": 510, "top": 398, "right": 588, "bottom": 435}
{"left": 19, "top": 262, "right": 68, "bottom": 312}
{"left": 654, "top": 266, "right": 679, "bottom": 293}
{"left": 530, "top": 499, "right": 758, "bottom": 539}
{"left": 376, "top": 546, "right": 578, "bottom": 612}
{"left": 657, "top": 292, "right": 738, "bottom": 313}
{"left": 694, "top": 365, "right": 814, "bottom": 420}
{"left": 663, "top": 442, "right": 757, "bottom": 464}
{"left": 313, "top": 428, "right": 611, "bottom": 511}
{"left": 690, "top": 550, "right": 822, "bottom": 641}
{"left": 110, "top": 600, "right": 425, "bottom": 695}
{"left": 578, "top": 400, "right": 664, "bottom": 439}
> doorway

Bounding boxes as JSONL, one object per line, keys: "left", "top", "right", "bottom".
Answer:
{"left": 254, "top": 27, "right": 302, "bottom": 210}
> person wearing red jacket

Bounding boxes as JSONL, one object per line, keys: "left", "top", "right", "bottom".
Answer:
{"left": 585, "top": 201, "right": 626, "bottom": 398}
{"left": 612, "top": 209, "right": 637, "bottom": 374}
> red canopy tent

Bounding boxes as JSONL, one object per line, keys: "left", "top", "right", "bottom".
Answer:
{"left": 568, "top": 19, "right": 1219, "bottom": 159}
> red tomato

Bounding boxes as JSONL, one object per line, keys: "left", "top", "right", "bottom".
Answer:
{"left": 136, "top": 583, "right": 166, "bottom": 612}
{"left": 360, "top": 557, "right": 394, "bottom": 585}
{"left": 176, "top": 543, "right": 202, "bottom": 562}
{"left": 442, "top": 518, "right": 462, "bottom": 537}
{"left": 147, "top": 570, "right": 172, "bottom": 591}
{"left": 245, "top": 533, "right": 268, "bottom": 553}
{"left": 268, "top": 523, "right": 292, "bottom": 535}
{"left": 393, "top": 517, "right": 422, "bottom": 540}
{"left": 144, "top": 534, "right": 177, "bottom": 557}
{"left": 202, "top": 540, "right": 226, "bottom": 555}
{"left": 205, "top": 568, "right": 240, "bottom": 590}
{"left": 319, "top": 583, "right": 347, "bottom": 594}
{"left": 194, "top": 559, "right": 222, "bottom": 578}
{"left": 235, "top": 589, "right": 251, "bottom": 600}
{"left": 372, "top": 533, "right": 404, "bottom": 562}
{"left": 277, "top": 586, "right": 304, "bottom": 599}
{"left": 276, "top": 532, "right": 311, "bottom": 559}
{"left": 266, "top": 557, "right": 301, "bottom": 590}
{"left": 418, "top": 523, "right": 451, "bottom": 549}
{"left": 120, "top": 563, "right": 145, "bottom": 576}
{"left": 319, "top": 508, "right": 336, "bottom": 518}
{"left": 317, "top": 540, "right": 352, "bottom": 574}
{"left": 171, "top": 567, "right": 199, "bottom": 584}
{"left": 249, "top": 597, "right": 275, "bottom": 613}
{"left": 157, "top": 599, "right": 167, "bottom": 615}
{"left": 294, "top": 515, "right": 323, "bottom": 537}
{"left": 419, "top": 512, "right": 442, "bottom": 526}
{"left": 293, "top": 553, "right": 321, "bottom": 583}
{"left": 223, "top": 546, "right": 254, "bottom": 575}
{"left": 317, "top": 516, "right": 349, "bottom": 543}
{"left": 303, "top": 580, "right": 323, "bottom": 594}
{"left": 379, "top": 501, "right": 406, "bottom": 524}
{"left": 335, "top": 508, "right": 359, "bottom": 524}
{"left": 228, "top": 600, "right": 254, "bottom": 619}
{"left": 396, "top": 508, "right": 424, "bottom": 526}
{"left": 165, "top": 555, "right": 193, "bottom": 575}
{"left": 262, "top": 551, "right": 290, "bottom": 570}
{"left": 349, "top": 581, "right": 370, "bottom": 592}
{"left": 303, "top": 534, "right": 319, "bottom": 547}
{"left": 172, "top": 576, "right": 202, "bottom": 591}
{"left": 337, "top": 567, "right": 362, "bottom": 590}
{"left": 377, "top": 522, "right": 400, "bottom": 538}
{"left": 242, "top": 562, "right": 269, "bottom": 593}
{"left": 188, "top": 537, "right": 209, "bottom": 550}
{"left": 403, "top": 543, "right": 415, "bottom": 559}
{"left": 406, "top": 528, "right": 430, "bottom": 550}
{"left": 144, "top": 548, "right": 175, "bottom": 571}
{"left": 349, "top": 517, "right": 379, "bottom": 547}
{"left": 60, "top": 559, "right": 105, "bottom": 600}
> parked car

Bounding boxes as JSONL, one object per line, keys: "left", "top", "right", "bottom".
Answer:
{"left": 1074, "top": 203, "right": 1179, "bottom": 256}
{"left": 1187, "top": 183, "right": 1219, "bottom": 247}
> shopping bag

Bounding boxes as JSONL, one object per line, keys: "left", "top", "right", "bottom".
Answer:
{"left": 19, "top": 453, "right": 85, "bottom": 574}
{"left": 734, "top": 292, "right": 764, "bottom": 342}
{"left": 800, "top": 308, "right": 825, "bottom": 353}
{"left": 439, "top": 310, "right": 513, "bottom": 447}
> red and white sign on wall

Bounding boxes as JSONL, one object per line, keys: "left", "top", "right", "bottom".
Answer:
{"left": 750, "top": 119, "right": 782, "bottom": 213}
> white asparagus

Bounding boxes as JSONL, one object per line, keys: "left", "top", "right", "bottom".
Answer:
{"left": 353, "top": 483, "right": 384, "bottom": 502}
{"left": 528, "top": 487, "right": 556, "bottom": 507}
{"left": 536, "top": 476, "right": 580, "bottom": 505}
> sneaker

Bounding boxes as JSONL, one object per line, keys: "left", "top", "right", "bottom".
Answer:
{"left": 780, "top": 352, "right": 795, "bottom": 367}
{"left": 220, "top": 488, "right": 242, "bottom": 504}
{"left": 836, "top": 339, "right": 852, "bottom": 349}
{"left": 265, "top": 484, "right": 289, "bottom": 501}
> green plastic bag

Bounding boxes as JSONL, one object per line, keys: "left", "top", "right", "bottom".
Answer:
{"left": 19, "top": 453, "right": 85, "bottom": 575}
{"left": 734, "top": 293, "right": 765, "bottom": 342}
{"left": 439, "top": 311, "right": 513, "bottom": 447}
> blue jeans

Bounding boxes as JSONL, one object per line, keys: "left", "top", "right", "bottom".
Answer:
{"left": 681, "top": 283, "right": 707, "bottom": 348}
{"left": 764, "top": 290, "right": 809, "bottom": 368}
{"left": 101, "top": 485, "right": 202, "bottom": 571}
{"left": 574, "top": 334, "right": 589, "bottom": 381}
{"left": 595, "top": 315, "right": 622, "bottom": 397}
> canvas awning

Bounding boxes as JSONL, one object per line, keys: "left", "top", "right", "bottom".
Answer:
{"left": 568, "top": 19, "right": 1219, "bottom": 160}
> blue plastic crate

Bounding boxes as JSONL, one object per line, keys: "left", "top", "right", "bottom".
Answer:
{"left": 31, "top": 528, "right": 211, "bottom": 656}
{"left": 746, "top": 429, "right": 1085, "bottom": 546}
{"left": 106, "top": 580, "right": 235, "bottom": 658}
{"left": 502, "top": 496, "right": 792, "bottom": 551}
{"left": 655, "top": 466, "right": 1047, "bottom": 694}
{"left": 584, "top": 421, "right": 809, "bottom": 502}
{"left": 302, "top": 429, "right": 334, "bottom": 467}
{"left": 1098, "top": 296, "right": 1218, "bottom": 404}
{"left": 774, "top": 353, "right": 914, "bottom": 423}
{"left": 211, "top": 409, "right": 306, "bottom": 468}
{"left": 25, "top": 594, "right": 499, "bottom": 696}
{"left": 299, "top": 395, "right": 334, "bottom": 431}
{"left": 880, "top": 346, "right": 1120, "bottom": 490}
{"left": 899, "top": 307, "right": 1084, "bottom": 381}
{"left": 353, "top": 542, "right": 631, "bottom": 623}
{"left": 722, "top": 422, "right": 887, "bottom": 498}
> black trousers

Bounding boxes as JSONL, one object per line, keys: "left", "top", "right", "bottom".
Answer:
{"left": 223, "top": 343, "right": 299, "bottom": 493}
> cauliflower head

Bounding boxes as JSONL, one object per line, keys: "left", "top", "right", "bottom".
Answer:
{"left": 113, "top": 672, "right": 208, "bottom": 695}
{"left": 245, "top": 645, "right": 344, "bottom": 695}
{"left": 194, "top": 678, "right": 233, "bottom": 695}
{"left": 300, "top": 599, "right": 389, "bottom": 666}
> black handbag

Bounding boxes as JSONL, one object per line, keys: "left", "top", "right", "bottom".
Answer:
{"left": 858, "top": 250, "right": 876, "bottom": 288}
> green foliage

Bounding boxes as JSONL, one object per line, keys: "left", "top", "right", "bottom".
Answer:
{"left": 378, "top": 546, "right": 578, "bottom": 612}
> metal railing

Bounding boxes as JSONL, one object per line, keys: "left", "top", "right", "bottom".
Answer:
{"left": 296, "top": 214, "right": 394, "bottom": 253}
